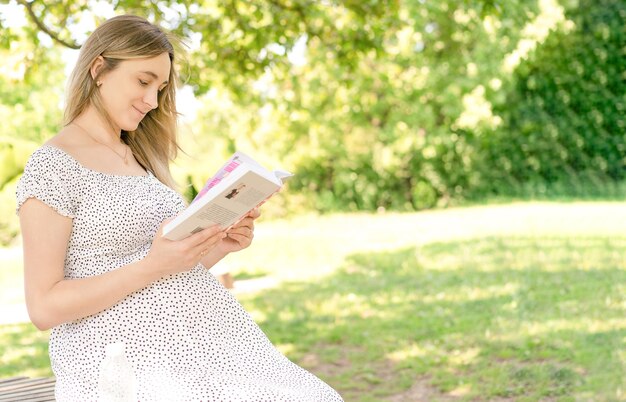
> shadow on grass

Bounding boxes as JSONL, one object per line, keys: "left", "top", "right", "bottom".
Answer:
{"left": 2, "top": 236, "right": 624, "bottom": 401}
{"left": 238, "top": 236, "right": 626, "bottom": 401}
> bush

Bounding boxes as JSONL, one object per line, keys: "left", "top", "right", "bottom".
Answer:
{"left": 477, "top": 0, "right": 625, "bottom": 198}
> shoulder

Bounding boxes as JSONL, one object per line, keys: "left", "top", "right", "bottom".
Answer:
{"left": 43, "top": 126, "right": 88, "bottom": 157}
{"left": 25, "top": 127, "right": 88, "bottom": 172}
{"left": 22, "top": 136, "right": 84, "bottom": 186}
{"left": 17, "top": 145, "right": 80, "bottom": 218}
{"left": 24, "top": 145, "right": 75, "bottom": 174}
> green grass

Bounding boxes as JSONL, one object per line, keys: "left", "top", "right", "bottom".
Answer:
{"left": 237, "top": 236, "right": 625, "bottom": 400}
{"left": 1, "top": 202, "right": 625, "bottom": 400}
{"left": 0, "top": 247, "right": 51, "bottom": 378}
{"left": 0, "top": 323, "right": 51, "bottom": 378}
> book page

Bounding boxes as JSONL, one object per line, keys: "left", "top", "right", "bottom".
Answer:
{"left": 163, "top": 168, "right": 281, "bottom": 240}
{"left": 273, "top": 169, "right": 294, "bottom": 181}
{"left": 202, "top": 171, "right": 276, "bottom": 225}
{"left": 192, "top": 151, "right": 287, "bottom": 202}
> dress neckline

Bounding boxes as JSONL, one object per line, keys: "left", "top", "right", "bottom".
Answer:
{"left": 42, "top": 144, "right": 153, "bottom": 179}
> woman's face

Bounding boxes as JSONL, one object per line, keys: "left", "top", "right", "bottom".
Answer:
{"left": 97, "top": 52, "right": 171, "bottom": 132}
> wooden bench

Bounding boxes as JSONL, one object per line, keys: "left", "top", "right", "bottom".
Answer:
{"left": 0, "top": 377, "right": 55, "bottom": 401}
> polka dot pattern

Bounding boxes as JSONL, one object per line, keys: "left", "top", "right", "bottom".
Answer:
{"left": 16, "top": 146, "right": 343, "bottom": 402}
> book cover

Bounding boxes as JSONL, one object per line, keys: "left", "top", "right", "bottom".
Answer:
{"left": 163, "top": 152, "right": 292, "bottom": 241}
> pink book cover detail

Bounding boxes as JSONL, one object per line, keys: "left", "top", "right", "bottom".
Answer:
{"left": 192, "top": 155, "right": 242, "bottom": 203}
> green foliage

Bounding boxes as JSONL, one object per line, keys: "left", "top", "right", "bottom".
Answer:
{"left": 183, "top": 0, "right": 402, "bottom": 99}
{"left": 5, "top": 0, "right": 402, "bottom": 99}
{"left": 0, "top": 31, "right": 50, "bottom": 243}
{"left": 0, "top": 183, "right": 19, "bottom": 245}
{"left": 0, "top": 46, "right": 64, "bottom": 145}
{"left": 257, "top": 0, "right": 540, "bottom": 211}
{"left": 0, "top": 0, "right": 623, "bottom": 226}
{"left": 478, "top": 0, "right": 626, "bottom": 198}
{"left": 0, "top": 138, "right": 40, "bottom": 246}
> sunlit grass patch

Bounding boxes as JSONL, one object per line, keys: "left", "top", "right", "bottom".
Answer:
{"left": 0, "top": 323, "right": 51, "bottom": 378}
{"left": 240, "top": 235, "right": 626, "bottom": 400}
{"left": 1, "top": 203, "right": 624, "bottom": 400}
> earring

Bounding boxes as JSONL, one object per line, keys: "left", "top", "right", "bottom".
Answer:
{"left": 96, "top": 81, "right": 102, "bottom": 87}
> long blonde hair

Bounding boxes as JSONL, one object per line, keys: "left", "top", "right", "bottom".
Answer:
{"left": 64, "top": 15, "right": 182, "bottom": 189}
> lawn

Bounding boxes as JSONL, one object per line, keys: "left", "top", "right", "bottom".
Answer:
{"left": 1, "top": 202, "right": 625, "bottom": 401}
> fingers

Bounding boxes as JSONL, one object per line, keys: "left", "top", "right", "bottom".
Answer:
{"left": 224, "top": 233, "right": 249, "bottom": 244}
{"left": 182, "top": 224, "right": 222, "bottom": 247}
{"left": 150, "top": 220, "right": 229, "bottom": 275}
{"left": 177, "top": 225, "right": 225, "bottom": 262}
{"left": 247, "top": 208, "right": 261, "bottom": 219}
{"left": 190, "top": 230, "right": 226, "bottom": 259}
{"left": 156, "top": 217, "right": 175, "bottom": 236}
{"left": 228, "top": 208, "right": 259, "bottom": 232}
{"left": 232, "top": 216, "right": 255, "bottom": 230}
{"left": 226, "top": 225, "right": 254, "bottom": 238}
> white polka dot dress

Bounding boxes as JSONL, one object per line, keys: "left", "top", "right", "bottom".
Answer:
{"left": 16, "top": 146, "right": 343, "bottom": 402}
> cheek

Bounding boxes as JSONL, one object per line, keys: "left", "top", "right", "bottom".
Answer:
{"left": 102, "top": 85, "right": 126, "bottom": 108}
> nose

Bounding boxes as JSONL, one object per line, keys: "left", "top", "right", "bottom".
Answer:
{"left": 143, "top": 88, "right": 158, "bottom": 110}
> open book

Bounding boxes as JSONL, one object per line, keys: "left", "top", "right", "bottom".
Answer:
{"left": 163, "top": 151, "right": 292, "bottom": 241}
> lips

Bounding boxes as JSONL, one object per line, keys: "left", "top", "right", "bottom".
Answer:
{"left": 132, "top": 106, "right": 148, "bottom": 117}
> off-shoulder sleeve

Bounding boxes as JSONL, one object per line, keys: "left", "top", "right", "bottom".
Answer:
{"left": 16, "top": 147, "right": 76, "bottom": 218}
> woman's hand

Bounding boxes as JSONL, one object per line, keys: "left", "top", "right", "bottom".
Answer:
{"left": 216, "top": 208, "right": 261, "bottom": 254}
{"left": 144, "top": 219, "right": 226, "bottom": 278}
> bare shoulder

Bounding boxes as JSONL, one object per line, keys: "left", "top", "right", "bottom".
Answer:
{"left": 45, "top": 125, "right": 90, "bottom": 154}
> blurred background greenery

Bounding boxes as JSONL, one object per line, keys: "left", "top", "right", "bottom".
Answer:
{"left": 0, "top": 0, "right": 623, "bottom": 245}
{"left": 0, "top": 0, "right": 624, "bottom": 400}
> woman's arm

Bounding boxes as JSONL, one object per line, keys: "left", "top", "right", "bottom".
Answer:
{"left": 20, "top": 198, "right": 225, "bottom": 331}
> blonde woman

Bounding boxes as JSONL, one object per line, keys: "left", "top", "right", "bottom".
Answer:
{"left": 16, "top": 15, "right": 342, "bottom": 401}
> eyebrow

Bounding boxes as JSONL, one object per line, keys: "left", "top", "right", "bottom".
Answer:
{"left": 140, "top": 71, "right": 169, "bottom": 85}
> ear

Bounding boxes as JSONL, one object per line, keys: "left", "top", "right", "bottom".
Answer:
{"left": 90, "top": 56, "right": 105, "bottom": 80}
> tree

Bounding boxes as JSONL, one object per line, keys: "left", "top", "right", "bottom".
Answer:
{"left": 7, "top": 0, "right": 401, "bottom": 96}
{"left": 0, "top": 0, "right": 622, "bottom": 227}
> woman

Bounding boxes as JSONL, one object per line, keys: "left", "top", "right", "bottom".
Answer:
{"left": 16, "top": 15, "right": 342, "bottom": 401}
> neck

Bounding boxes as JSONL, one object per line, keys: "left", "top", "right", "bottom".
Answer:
{"left": 72, "top": 107, "right": 122, "bottom": 144}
